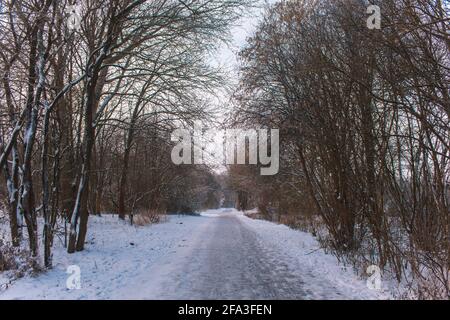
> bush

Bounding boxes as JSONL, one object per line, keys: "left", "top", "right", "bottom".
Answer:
{"left": 0, "top": 240, "right": 18, "bottom": 272}
{"left": 132, "top": 209, "right": 167, "bottom": 226}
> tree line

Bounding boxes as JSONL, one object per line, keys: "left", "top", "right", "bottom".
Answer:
{"left": 228, "top": 0, "right": 449, "bottom": 298}
{"left": 0, "top": 0, "right": 249, "bottom": 267}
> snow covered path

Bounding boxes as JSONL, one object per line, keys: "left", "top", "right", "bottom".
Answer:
{"left": 0, "top": 209, "right": 385, "bottom": 300}
{"left": 126, "top": 210, "right": 310, "bottom": 299}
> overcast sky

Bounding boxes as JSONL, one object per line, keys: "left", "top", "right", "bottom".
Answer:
{"left": 211, "top": 0, "right": 277, "bottom": 78}
{"left": 204, "top": 1, "right": 277, "bottom": 171}
{"left": 206, "top": 0, "right": 277, "bottom": 116}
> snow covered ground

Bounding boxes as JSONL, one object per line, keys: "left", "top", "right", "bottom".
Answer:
{"left": 0, "top": 208, "right": 390, "bottom": 300}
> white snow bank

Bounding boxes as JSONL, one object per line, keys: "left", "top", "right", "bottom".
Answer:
{"left": 0, "top": 214, "right": 209, "bottom": 300}
{"left": 0, "top": 209, "right": 391, "bottom": 300}
{"left": 237, "top": 213, "right": 392, "bottom": 299}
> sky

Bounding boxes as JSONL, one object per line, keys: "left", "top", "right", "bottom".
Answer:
{"left": 207, "top": 0, "right": 278, "bottom": 123}
{"left": 211, "top": 0, "right": 276, "bottom": 80}
{"left": 203, "top": 1, "right": 278, "bottom": 171}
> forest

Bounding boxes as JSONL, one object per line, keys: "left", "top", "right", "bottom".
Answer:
{"left": 0, "top": 0, "right": 248, "bottom": 264}
{"left": 0, "top": 0, "right": 448, "bottom": 300}
{"left": 228, "top": 0, "right": 449, "bottom": 298}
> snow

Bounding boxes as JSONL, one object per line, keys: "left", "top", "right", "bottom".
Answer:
{"left": 0, "top": 209, "right": 390, "bottom": 300}
{"left": 236, "top": 212, "right": 391, "bottom": 299}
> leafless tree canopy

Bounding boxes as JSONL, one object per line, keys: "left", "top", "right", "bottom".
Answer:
{"left": 0, "top": 0, "right": 250, "bottom": 265}
{"left": 228, "top": 0, "right": 449, "bottom": 299}
{"left": 0, "top": 0, "right": 448, "bottom": 299}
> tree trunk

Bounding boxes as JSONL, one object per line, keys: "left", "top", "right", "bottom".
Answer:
{"left": 118, "top": 143, "right": 132, "bottom": 220}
